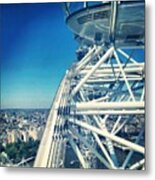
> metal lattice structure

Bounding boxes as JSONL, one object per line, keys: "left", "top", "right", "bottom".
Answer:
{"left": 34, "top": 1, "right": 145, "bottom": 169}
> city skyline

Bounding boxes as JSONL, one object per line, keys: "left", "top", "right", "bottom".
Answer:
{"left": 1, "top": 3, "right": 77, "bottom": 109}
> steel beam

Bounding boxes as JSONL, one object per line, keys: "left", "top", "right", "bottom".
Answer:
{"left": 68, "top": 119, "right": 145, "bottom": 154}
{"left": 75, "top": 101, "right": 144, "bottom": 110}
{"left": 92, "top": 132, "right": 116, "bottom": 168}
{"left": 76, "top": 45, "right": 103, "bottom": 72}
{"left": 74, "top": 110, "right": 144, "bottom": 115}
{"left": 72, "top": 47, "right": 114, "bottom": 96}
{"left": 117, "top": 48, "right": 139, "bottom": 64}
{"left": 121, "top": 128, "right": 144, "bottom": 169}
{"left": 129, "top": 159, "right": 145, "bottom": 170}
{"left": 68, "top": 136, "right": 89, "bottom": 168}
{"left": 69, "top": 127, "right": 112, "bottom": 169}
{"left": 114, "top": 50, "right": 136, "bottom": 101}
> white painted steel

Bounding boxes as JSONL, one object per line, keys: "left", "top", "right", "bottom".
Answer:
{"left": 68, "top": 119, "right": 145, "bottom": 154}
{"left": 34, "top": 1, "right": 145, "bottom": 169}
{"left": 71, "top": 47, "right": 114, "bottom": 97}
{"left": 75, "top": 101, "right": 144, "bottom": 110}
{"left": 68, "top": 137, "right": 89, "bottom": 168}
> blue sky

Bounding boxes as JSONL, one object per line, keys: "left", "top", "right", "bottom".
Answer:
{"left": 0, "top": 2, "right": 144, "bottom": 109}
{"left": 1, "top": 3, "right": 77, "bottom": 109}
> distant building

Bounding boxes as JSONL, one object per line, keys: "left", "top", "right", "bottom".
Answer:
{"left": 7, "top": 130, "right": 17, "bottom": 144}
{"left": 20, "top": 131, "right": 29, "bottom": 142}
{"left": 28, "top": 127, "right": 38, "bottom": 141}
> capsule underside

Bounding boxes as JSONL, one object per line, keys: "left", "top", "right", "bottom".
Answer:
{"left": 66, "top": 2, "right": 144, "bottom": 47}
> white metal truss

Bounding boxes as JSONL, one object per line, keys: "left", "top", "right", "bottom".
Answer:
{"left": 34, "top": 1, "right": 145, "bottom": 170}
